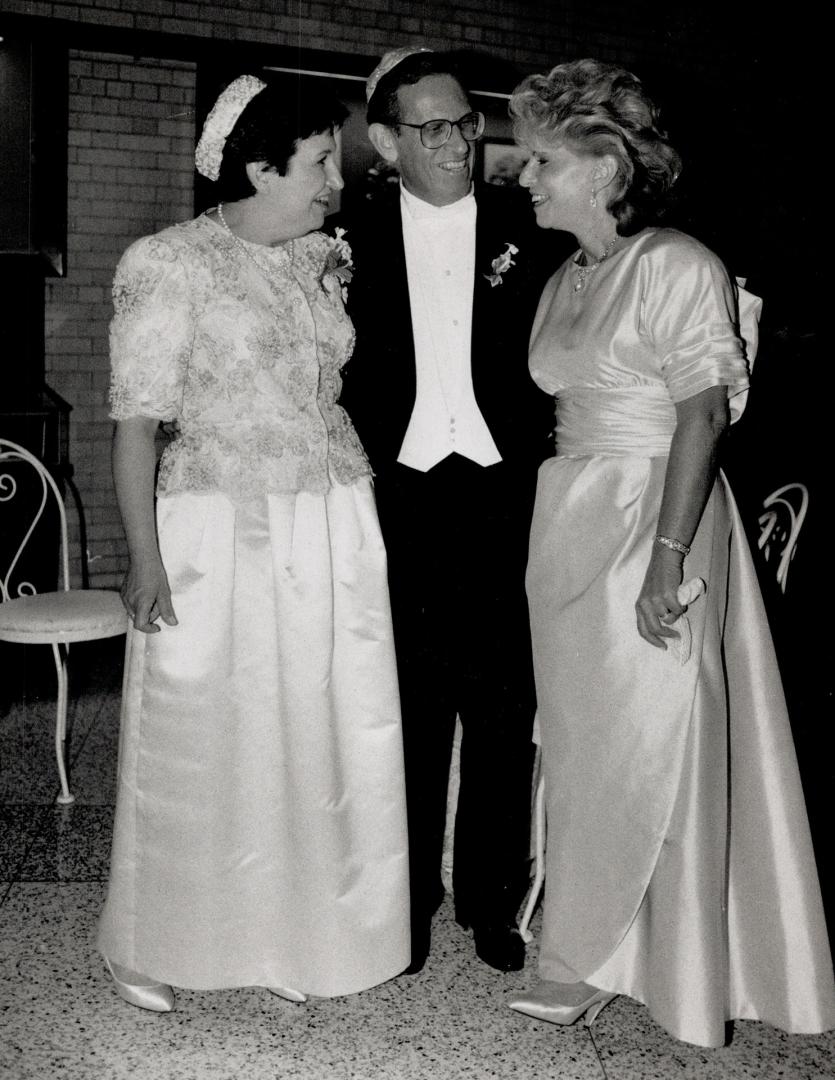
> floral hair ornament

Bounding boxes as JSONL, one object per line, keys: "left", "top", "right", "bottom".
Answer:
{"left": 366, "top": 45, "right": 433, "bottom": 104}
{"left": 195, "top": 74, "right": 267, "bottom": 181}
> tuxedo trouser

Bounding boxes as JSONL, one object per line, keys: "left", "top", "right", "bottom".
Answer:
{"left": 373, "top": 455, "right": 538, "bottom": 929}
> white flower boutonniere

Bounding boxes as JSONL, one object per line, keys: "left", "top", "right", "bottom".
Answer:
{"left": 321, "top": 227, "right": 354, "bottom": 302}
{"left": 484, "top": 242, "right": 519, "bottom": 287}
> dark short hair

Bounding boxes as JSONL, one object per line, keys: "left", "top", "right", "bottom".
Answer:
{"left": 367, "top": 51, "right": 470, "bottom": 128}
{"left": 217, "top": 78, "right": 348, "bottom": 202}
{"left": 510, "top": 58, "right": 682, "bottom": 234}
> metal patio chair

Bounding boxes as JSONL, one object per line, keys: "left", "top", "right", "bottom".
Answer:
{"left": 0, "top": 438, "right": 127, "bottom": 804}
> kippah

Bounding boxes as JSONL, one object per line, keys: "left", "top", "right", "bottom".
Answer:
{"left": 366, "top": 45, "right": 433, "bottom": 104}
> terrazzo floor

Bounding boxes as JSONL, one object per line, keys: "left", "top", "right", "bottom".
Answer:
{"left": 1, "top": 638, "right": 833, "bottom": 1080}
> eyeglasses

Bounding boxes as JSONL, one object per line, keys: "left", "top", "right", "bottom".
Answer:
{"left": 397, "top": 111, "right": 486, "bottom": 149}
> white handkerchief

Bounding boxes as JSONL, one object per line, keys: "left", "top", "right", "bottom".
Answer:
{"left": 669, "top": 577, "right": 706, "bottom": 664}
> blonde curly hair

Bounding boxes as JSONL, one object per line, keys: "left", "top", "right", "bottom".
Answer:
{"left": 510, "top": 59, "right": 682, "bottom": 234}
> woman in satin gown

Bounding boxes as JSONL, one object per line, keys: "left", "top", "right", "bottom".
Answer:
{"left": 97, "top": 75, "right": 410, "bottom": 1011}
{"left": 506, "top": 59, "right": 835, "bottom": 1047}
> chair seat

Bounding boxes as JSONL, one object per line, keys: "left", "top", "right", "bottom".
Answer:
{"left": 0, "top": 589, "right": 128, "bottom": 644}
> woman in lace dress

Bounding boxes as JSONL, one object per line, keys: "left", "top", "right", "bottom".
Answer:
{"left": 97, "top": 76, "right": 410, "bottom": 1011}
{"left": 505, "top": 59, "right": 835, "bottom": 1046}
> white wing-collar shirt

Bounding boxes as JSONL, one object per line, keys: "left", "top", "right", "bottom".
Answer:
{"left": 397, "top": 183, "right": 502, "bottom": 471}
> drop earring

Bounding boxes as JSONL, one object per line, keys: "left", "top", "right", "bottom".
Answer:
{"left": 589, "top": 189, "right": 598, "bottom": 208}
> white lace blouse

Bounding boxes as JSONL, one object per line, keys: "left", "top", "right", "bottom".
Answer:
{"left": 109, "top": 214, "right": 371, "bottom": 499}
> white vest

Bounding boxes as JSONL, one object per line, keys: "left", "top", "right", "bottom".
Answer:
{"left": 397, "top": 185, "right": 502, "bottom": 472}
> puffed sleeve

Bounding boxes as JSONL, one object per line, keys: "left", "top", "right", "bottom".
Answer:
{"left": 108, "top": 233, "right": 194, "bottom": 421}
{"left": 642, "top": 234, "right": 759, "bottom": 422}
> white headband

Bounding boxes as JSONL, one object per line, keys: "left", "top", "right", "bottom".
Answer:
{"left": 195, "top": 74, "right": 267, "bottom": 181}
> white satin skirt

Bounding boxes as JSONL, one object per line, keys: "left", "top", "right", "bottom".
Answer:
{"left": 98, "top": 479, "right": 410, "bottom": 995}
{"left": 527, "top": 455, "right": 835, "bottom": 1046}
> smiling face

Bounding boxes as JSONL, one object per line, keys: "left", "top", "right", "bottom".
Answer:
{"left": 390, "top": 74, "right": 474, "bottom": 206}
{"left": 517, "top": 136, "right": 600, "bottom": 233}
{"left": 263, "top": 129, "right": 343, "bottom": 239}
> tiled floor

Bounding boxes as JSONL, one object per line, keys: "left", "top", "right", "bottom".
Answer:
{"left": 1, "top": 638, "right": 833, "bottom": 1080}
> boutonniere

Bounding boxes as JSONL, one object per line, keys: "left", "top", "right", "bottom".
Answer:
{"left": 484, "top": 242, "right": 519, "bottom": 287}
{"left": 320, "top": 227, "right": 354, "bottom": 302}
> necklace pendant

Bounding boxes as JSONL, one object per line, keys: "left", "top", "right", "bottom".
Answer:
{"left": 572, "top": 234, "right": 618, "bottom": 294}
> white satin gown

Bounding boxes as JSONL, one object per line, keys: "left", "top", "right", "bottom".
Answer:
{"left": 98, "top": 217, "right": 410, "bottom": 995}
{"left": 526, "top": 228, "right": 835, "bottom": 1046}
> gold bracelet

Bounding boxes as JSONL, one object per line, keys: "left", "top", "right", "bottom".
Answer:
{"left": 655, "top": 533, "right": 691, "bottom": 556}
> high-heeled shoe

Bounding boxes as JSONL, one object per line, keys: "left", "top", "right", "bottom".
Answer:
{"left": 267, "top": 986, "right": 307, "bottom": 1003}
{"left": 509, "top": 980, "right": 616, "bottom": 1027}
{"left": 105, "top": 958, "right": 175, "bottom": 1012}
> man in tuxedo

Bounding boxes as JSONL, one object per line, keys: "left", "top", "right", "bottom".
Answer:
{"left": 339, "top": 47, "right": 563, "bottom": 974}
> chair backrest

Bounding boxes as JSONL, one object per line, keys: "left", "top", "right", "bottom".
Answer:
{"left": 0, "top": 438, "right": 70, "bottom": 601}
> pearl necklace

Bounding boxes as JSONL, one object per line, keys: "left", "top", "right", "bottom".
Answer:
{"left": 215, "top": 202, "right": 294, "bottom": 272}
{"left": 573, "top": 235, "right": 619, "bottom": 292}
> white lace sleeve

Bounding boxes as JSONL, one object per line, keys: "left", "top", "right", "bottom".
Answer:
{"left": 109, "top": 233, "right": 194, "bottom": 421}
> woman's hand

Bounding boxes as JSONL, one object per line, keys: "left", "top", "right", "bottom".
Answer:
{"left": 120, "top": 556, "right": 177, "bottom": 633}
{"left": 635, "top": 385, "right": 729, "bottom": 649}
{"left": 112, "top": 415, "right": 179, "bottom": 634}
{"left": 635, "top": 547, "right": 685, "bottom": 649}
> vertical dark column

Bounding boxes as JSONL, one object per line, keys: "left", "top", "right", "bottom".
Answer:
{"left": 0, "top": 257, "right": 46, "bottom": 401}
{"left": 0, "top": 33, "right": 69, "bottom": 444}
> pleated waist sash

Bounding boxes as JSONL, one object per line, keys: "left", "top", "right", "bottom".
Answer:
{"left": 555, "top": 386, "right": 676, "bottom": 458}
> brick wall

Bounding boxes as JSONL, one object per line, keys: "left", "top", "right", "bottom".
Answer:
{"left": 43, "top": 51, "right": 196, "bottom": 587}
{"left": 3, "top": 0, "right": 749, "bottom": 587}
{"left": 0, "top": 0, "right": 680, "bottom": 71}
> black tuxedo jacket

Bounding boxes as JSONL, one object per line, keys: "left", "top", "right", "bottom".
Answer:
{"left": 338, "top": 183, "right": 568, "bottom": 483}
